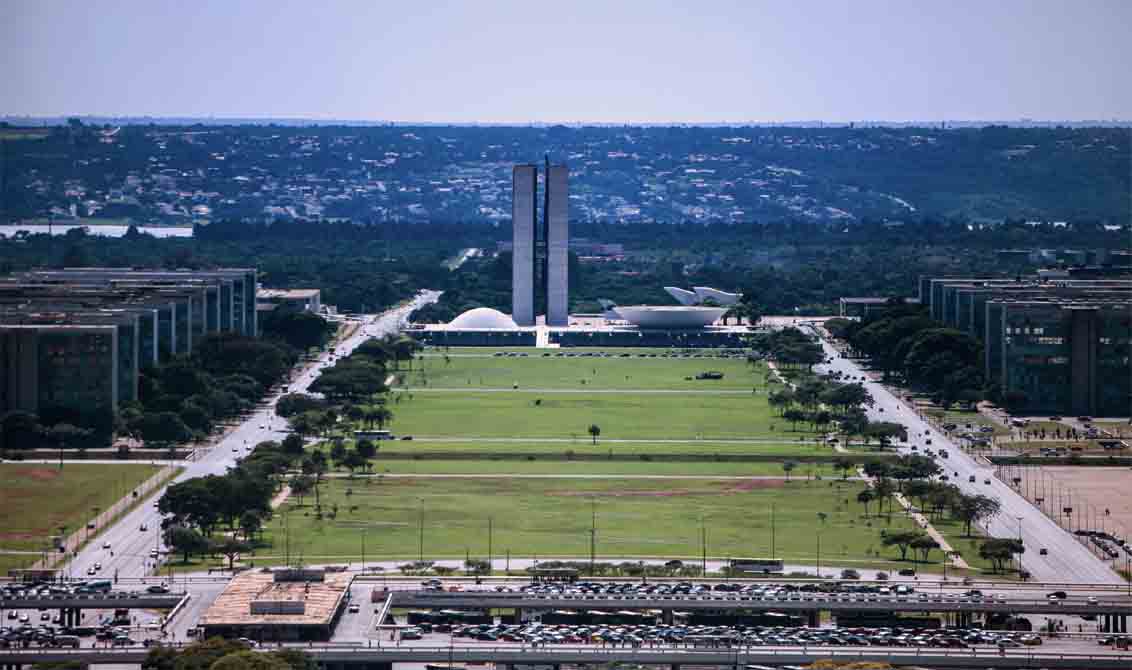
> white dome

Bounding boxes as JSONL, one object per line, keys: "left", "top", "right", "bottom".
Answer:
{"left": 449, "top": 307, "right": 519, "bottom": 329}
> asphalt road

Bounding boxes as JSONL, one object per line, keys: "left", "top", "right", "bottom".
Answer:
{"left": 61, "top": 291, "right": 440, "bottom": 588}
{"left": 807, "top": 326, "right": 1123, "bottom": 585}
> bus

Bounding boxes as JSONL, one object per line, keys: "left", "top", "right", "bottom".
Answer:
{"left": 729, "top": 558, "right": 784, "bottom": 575}
{"left": 77, "top": 580, "right": 112, "bottom": 593}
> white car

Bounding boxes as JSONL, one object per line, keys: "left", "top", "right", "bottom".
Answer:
{"left": 103, "top": 542, "right": 111, "bottom": 549}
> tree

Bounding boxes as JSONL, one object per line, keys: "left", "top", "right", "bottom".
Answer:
{"left": 281, "top": 433, "right": 305, "bottom": 456}
{"left": 289, "top": 475, "right": 315, "bottom": 506}
{"left": 45, "top": 423, "right": 91, "bottom": 467}
{"left": 239, "top": 511, "right": 263, "bottom": 542}
{"left": 1, "top": 410, "right": 43, "bottom": 451}
{"left": 832, "top": 456, "right": 856, "bottom": 480}
{"left": 856, "top": 489, "right": 875, "bottom": 516}
{"left": 782, "top": 408, "right": 806, "bottom": 431}
{"left": 213, "top": 537, "right": 251, "bottom": 570}
{"left": 368, "top": 406, "right": 393, "bottom": 430}
{"left": 329, "top": 440, "right": 348, "bottom": 466}
{"left": 873, "top": 478, "right": 896, "bottom": 515}
{"left": 950, "top": 493, "right": 1002, "bottom": 537}
{"left": 355, "top": 438, "right": 377, "bottom": 459}
{"left": 342, "top": 448, "right": 367, "bottom": 474}
{"left": 588, "top": 424, "right": 601, "bottom": 445}
{"left": 165, "top": 526, "right": 210, "bottom": 563}
{"left": 882, "top": 530, "right": 925, "bottom": 561}
{"left": 911, "top": 535, "right": 940, "bottom": 563}
{"left": 781, "top": 460, "right": 797, "bottom": 480}
{"left": 136, "top": 411, "right": 193, "bottom": 447}
{"left": 978, "top": 538, "right": 1025, "bottom": 573}
{"left": 210, "top": 651, "right": 290, "bottom": 670}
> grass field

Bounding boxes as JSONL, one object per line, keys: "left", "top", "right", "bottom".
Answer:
{"left": 371, "top": 439, "right": 831, "bottom": 458}
{"left": 354, "top": 460, "right": 843, "bottom": 477}
{"left": 384, "top": 391, "right": 808, "bottom": 440}
{"left": 266, "top": 476, "right": 925, "bottom": 567}
{"left": 928, "top": 409, "right": 1011, "bottom": 437}
{"left": 0, "top": 464, "right": 160, "bottom": 568}
{"left": 402, "top": 350, "right": 764, "bottom": 391}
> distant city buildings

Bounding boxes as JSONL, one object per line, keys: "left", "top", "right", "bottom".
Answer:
{"left": 0, "top": 268, "right": 257, "bottom": 416}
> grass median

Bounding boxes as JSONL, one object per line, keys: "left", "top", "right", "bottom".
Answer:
{"left": 263, "top": 476, "right": 928, "bottom": 568}
{"left": 0, "top": 463, "right": 161, "bottom": 569}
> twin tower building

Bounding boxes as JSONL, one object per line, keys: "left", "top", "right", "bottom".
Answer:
{"left": 512, "top": 159, "right": 568, "bottom": 327}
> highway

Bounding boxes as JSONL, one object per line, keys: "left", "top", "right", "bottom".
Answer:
{"left": 60, "top": 291, "right": 440, "bottom": 588}
{"left": 808, "top": 327, "right": 1124, "bottom": 585}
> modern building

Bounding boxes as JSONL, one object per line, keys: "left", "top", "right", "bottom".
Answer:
{"left": 510, "top": 160, "right": 568, "bottom": 326}
{"left": 918, "top": 275, "right": 1132, "bottom": 417}
{"left": 546, "top": 163, "right": 569, "bottom": 326}
{"left": 199, "top": 568, "right": 352, "bottom": 641}
{"left": 511, "top": 165, "right": 537, "bottom": 326}
{"left": 0, "top": 268, "right": 259, "bottom": 417}
{"left": 256, "top": 288, "right": 321, "bottom": 315}
{"left": 664, "top": 286, "right": 743, "bottom": 307}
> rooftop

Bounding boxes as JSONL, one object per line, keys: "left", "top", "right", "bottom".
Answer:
{"left": 199, "top": 569, "right": 351, "bottom": 628}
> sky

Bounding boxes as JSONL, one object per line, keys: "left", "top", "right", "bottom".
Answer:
{"left": 2, "top": 0, "right": 1130, "bottom": 123}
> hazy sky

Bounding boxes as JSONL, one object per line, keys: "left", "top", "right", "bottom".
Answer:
{"left": 3, "top": 0, "right": 1130, "bottom": 122}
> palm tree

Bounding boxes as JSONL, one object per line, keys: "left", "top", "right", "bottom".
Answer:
{"left": 781, "top": 460, "right": 797, "bottom": 480}
{"left": 588, "top": 424, "right": 601, "bottom": 446}
{"left": 856, "top": 489, "right": 874, "bottom": 516}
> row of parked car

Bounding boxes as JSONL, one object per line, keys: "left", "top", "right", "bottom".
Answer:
{"left": 443, "top": 622, "right": 1044, "bottom": 648}
{"left": 512, "top": 581, "right": 920, "bottom": 598}
{"left": 1074, "top": 529, "right": 1131, "bottom": 559}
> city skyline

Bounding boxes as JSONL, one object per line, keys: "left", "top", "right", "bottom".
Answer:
{"left": 3, "top": 1, "right": 1131, "bottom": 123}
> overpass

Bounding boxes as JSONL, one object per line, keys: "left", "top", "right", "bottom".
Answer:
{"left": 2, "top": 644, "right": 1131, "bottom": 670}
{"left": 0, "top": 592, "right": 187, "bottom": 629}
{"left": 0, "top": 592, "right": 186, "bottom": 610}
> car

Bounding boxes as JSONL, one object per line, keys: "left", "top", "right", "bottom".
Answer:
{"left": 86, "top": 567, "right": 96, "bottom": 576}
{"left": 102, "top": 542, "right": 111, "bottom": 549}
{"left": 348, "top": 603, "right": 360, "bottom": 613}
{"left": 94, "top": 562, "right": 101, "bottom": 570}
{"left": 139, "top": 524, "right": 147, "bottom": 532}
{"left": 1049, "top": 416, "right": 1062, "bottom": 421}
{"left": 401, "top": 629, "right": 423, "bottom": 640}
{"left": 1039, "top": 547, "right": 1048, "bottom": 555}
{"left": 984, "top": 479, "right": 991, "bottom": 485}
{"left": 969, "top": 475, "right": 977, "bottom": 483}
{"left": 1087, "top": 596, "right": 1099, "bottom": 605}
{"left": 1046, "top": 590, "right": 1068, "bottom": 599}
{"left": 146, "top": 584, "right": 169, "bottom": 594}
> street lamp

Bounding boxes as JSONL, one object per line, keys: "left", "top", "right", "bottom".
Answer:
{"left": 1015, "top": 516, "right": 1023, "bottom": 576}
{"left": 417, "top": 498, "right": 424, "bottom": 563}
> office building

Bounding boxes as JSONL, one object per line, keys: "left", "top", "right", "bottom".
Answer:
{"left": 545, "top": 163, "right": 569, "bottom": 326}
{"left": 918, "top": 275, "right": 1131, "bottom": 417}
{"left": 511, "top": 165, "right": 537, "bottom": 326}
{"left": 0, "top": 268, "right": 258, "bottom": 416}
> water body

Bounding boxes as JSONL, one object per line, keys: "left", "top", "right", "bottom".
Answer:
{"left": 0, "top": 224, "right": 193, "bottom": 238}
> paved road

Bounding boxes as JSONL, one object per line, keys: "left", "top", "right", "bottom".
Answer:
{"left": 807, "top": 326, "right": 1123, "bottom": 585}
{"left": 61, "top": 291, "right": 440, "bottom": 587}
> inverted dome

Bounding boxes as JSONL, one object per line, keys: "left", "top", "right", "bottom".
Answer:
{"left": 449, "top": 307, "right": 518, "bottom": 329}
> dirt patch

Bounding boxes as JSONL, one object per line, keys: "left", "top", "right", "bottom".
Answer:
{"left": 1036, "top": 467, "right": 1132, "bottom": 538}
{"left": 551, "top": 489, "right": 697, "bottom": 498}
{"left": 24, "top": 468, "right": 60, "bottom": 481}
{"left": 723, "top": 478, "right": 789, "bottom": 492}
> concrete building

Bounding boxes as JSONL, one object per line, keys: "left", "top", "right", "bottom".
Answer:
{"left": 546, "top": 163, "right": 569, "bottom": 326}
{"left": 256, "top": 288, "right": 321, "bottom": 314}
{"left": 0, "top": 268, "right": 261, "bottom": 417}
{"left": 511, "top": 165, "right": 537, "bottom": 327}
{"left": 918, "top": 275, "right": 1132, "bottom": 417}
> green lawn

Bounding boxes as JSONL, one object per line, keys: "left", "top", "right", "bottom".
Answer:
{"left": 265, "top": 477, "right": 923, "bottom": 566}
{"left": 0, "top": 464, "right": 160, "bottom": 568}
{"left": 927, "top": 409, "right": 1011, "bottom": 437}
{"left": 356, "top": 459, "right": 842, "bottom": 477}
{"left": 382, "top": 391, "right": 809, "bottom": 440}
{"left": 370, "top": 439, "right": 831, "bottom": 458}
{"left": 400, "top": 350, "right": 764, "bottom": 391}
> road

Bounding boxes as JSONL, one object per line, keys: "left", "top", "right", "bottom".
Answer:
{"left": 807, "top": 326, "right": 1123, "bottom": 585}
{"left": 62, "top": 291, "right": 440, "bottom": 588}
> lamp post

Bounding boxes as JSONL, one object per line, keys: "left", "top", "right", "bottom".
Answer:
{"left": 1015, "top": 516, "right": 1023, "bottom": 576}
{"left": 418, "top": 498, "right": 424, "bottom": 563}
